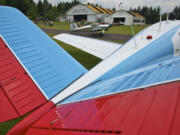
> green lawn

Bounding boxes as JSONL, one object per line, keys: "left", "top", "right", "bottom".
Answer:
{"left": 37, "top": 21, "right": 70, "bottom": 30}
{"left": 107, "top": 25, "right": 149, "bottom": 35}
{"left": 48, "top": 33, "right": 102, "bottom": 70}
{"left": 37, "top": 21, "right": 149, "bottom": 35}
{"left": 0, "top": 115, "right": 28, "bottom": 135}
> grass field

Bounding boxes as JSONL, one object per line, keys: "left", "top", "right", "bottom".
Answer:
{"left": 49, "top": 33, "right": 102, "bottom": 70}
{"left": 0, "top": 114, "right": 28, "bottom": 135}
{"left": 37, "top": 21, "right": 149, "bottom": 35}
{"left": 37, "top": 21, "right": 70, "bottom": 30}
{"left": 107, "top": 25, "right": 149, "bottom": 35}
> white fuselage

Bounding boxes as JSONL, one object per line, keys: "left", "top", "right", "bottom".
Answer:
{"left": 72, "top": 23, "right": 111, "bottom": 32}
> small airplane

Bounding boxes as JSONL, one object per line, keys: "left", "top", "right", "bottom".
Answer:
{"left": 70, "top": 22, "right": 112, "bottom": 36}
{"left": 0, "top": 6, "right": 180, "bottom": 135}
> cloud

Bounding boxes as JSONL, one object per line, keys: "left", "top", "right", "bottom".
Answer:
{"left": 34, "top": 0, "right": 180, "bottom": 12}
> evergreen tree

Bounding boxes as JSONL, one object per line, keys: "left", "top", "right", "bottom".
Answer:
{"left": 130, "top": 6, "right": 160, "bottom": 24}
{"left": 37, "top": 0, "right": 43, "bottom": 17}
{"left": 43, "top": 0, "right": 51, "bottom": 17}
{"left": 0, "top": 0, "right": 6, "bottom": 5}
{"left": 112, "top": 7, "right": 116, "bottom": 12}
{"left": 173, "top": 6, "right": 180, "bottom": 19}
{"left": 3, "top": 0, "right": 179, "bottom": 23}
{"left": 47, "top": 6, "right": 59, "bottom": 20}
{"left": 6, "top": 0, "right": 17, "bottom": 7}
{"left": 27, "top": 0, "right": 37, "bottom": 19}
{"left": 57, "top": 0, "right": 80, "bottom": 15}
{"left": 16, "top": 0, "right": 31, "bottom": 15}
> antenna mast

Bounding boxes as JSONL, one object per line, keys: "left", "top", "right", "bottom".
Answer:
{"left": 131, "top": 22, "right": 137, "bottom": 49}
{"left": 159, "top": 8, "right": 162, "bottom": 31}
{"left": 166, "top": 13, "right": 169, "bottom": 24}
{"left": 166, "top": 0, "right": 170, "bottom": 24}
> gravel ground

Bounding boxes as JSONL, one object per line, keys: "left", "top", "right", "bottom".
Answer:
{"left": 42, "top": 28, "right": 132, "bottom": 42}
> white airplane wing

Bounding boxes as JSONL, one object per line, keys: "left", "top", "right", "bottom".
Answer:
{"left": 53, "top": 33, "right": 122, "bottom": 59}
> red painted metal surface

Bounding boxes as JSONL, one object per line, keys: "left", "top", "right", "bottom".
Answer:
{"left": 7, "top": 101, "right": 54, "bottom": 135}
{"left": 26, "top": 81, "right": 180, "bottom": 135}
{"left": 0, "top": 37, "right": 47, "bottom": 122}
{"left": 26, "top": 128, "right": 115, "bottom": 135}
{"left": 0, "top": 86, "right": 19, "bottom": 122}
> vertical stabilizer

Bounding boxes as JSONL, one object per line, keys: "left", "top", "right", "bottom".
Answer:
{"left": 0, "top": 6, "right": 87, "bottom": 122}
{"left": 0, "top": 37, "right": 46, "bottom": 122}
{"left": 70, "top": 23, "right": 78, "bottom": 31}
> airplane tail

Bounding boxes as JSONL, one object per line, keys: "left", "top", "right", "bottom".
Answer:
{"left": 0, "top": 36, "right": 47, "bottom": 122}
{"left": 70, "top": 23, "right": 78, "bottom": 31}
{"left": 0, "top": 6, "right": 87, "bottom": 122}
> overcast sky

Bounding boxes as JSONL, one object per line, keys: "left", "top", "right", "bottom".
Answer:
{"left": 34, "top": 0, "right": 180, "bottom": 13}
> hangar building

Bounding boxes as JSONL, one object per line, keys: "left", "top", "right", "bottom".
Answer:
{"left": 105, "top": 10, "right": 145, "bottom": 25}
{"left": 66, "top": 4, "right": 113, "bottom": 23}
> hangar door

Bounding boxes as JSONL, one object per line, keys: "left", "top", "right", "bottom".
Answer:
{"left": 113, "top": 18, "right": 125, "bottom": 24}
{"left": 74, "top": 15, "right": 87, "bottom": 22}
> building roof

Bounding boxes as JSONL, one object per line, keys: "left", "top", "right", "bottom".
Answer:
{"left": 129, "top": 11, "right": 144, "bottom": 18}
{"left": 110, "top": 10, "right": 144, "bottom": 19}
{"left": 85, "top": 4, "right": 114, "bottom": 14}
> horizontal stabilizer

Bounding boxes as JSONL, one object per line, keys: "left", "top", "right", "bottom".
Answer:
{"left": 54, "top": 33, "right": 122, "bottom": 59}
{"left": 0, "top": 6, "right": 87, "bottom": 122}
{"left": 12, "top": 80, "right": 180, "bottom": 135}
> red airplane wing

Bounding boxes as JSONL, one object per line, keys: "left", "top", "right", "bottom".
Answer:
{"left": 8, "top": 80, "right": 180, "bottom": 135}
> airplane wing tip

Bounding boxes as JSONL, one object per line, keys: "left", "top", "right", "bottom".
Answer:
{"left": 54, "top": 33, "right": 121, "bottom": 59}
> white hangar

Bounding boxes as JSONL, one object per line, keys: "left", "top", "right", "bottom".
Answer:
{"left": 105, "top": 10, "right": 145, "bottom": 25}
{"left": 66, "top": 4, "right": 114, "bottom": 23}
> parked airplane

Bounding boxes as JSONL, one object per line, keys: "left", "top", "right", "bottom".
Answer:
{"left": 70, "top": 22, "right": 111, "bottom": 35}
{"left": 0, "top": 6, "right": 180, "bottom": 135}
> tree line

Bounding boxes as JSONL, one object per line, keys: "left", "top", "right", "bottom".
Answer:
{"left": 0, "top": 0, "right": 180, "bottom": 23}
{"left": 0, "top": 0, "right": 80, "bottom": 20}
{"left": 130, "top": 6, "right": 180, "bottom": 24}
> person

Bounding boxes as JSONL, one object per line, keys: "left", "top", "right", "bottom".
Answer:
{"left": 34, "top": 18, "right": 38, "bottom": 24}
{"left": 43, "top": 19, "right": 47, "bottom": 25}
{"left": 49, "top": 21, "right": 53, "bottom": 27}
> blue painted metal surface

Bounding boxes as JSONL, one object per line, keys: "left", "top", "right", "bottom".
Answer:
{"left": 100, "top": 25, "right": 180, "bottom": 80}
{"left": 63, "top": 55, "right": 180, "bottom": 103}
{"left": 63, "top": 25, "right": 180, "bottom": 104}
{"left": 0, "top": 6, "right": 87, "bottom": 99}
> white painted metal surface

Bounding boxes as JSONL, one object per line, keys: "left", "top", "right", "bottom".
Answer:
{"left": 66, "top": 4, "right": 96, "bottom": 15}
{"left": 54, "top": 33, "right": 121, "bottom": 59}
{"left": 172, "top": 28, "right": 180, "bottom": 56}
{"left": 52, "top": 21, "right": 180, "bottom": 104}
{"left": 69, "top": 23, "right": 111, "bottom": 32}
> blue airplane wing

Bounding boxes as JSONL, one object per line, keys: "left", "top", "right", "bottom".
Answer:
{"left": 62, "top": 55, "right": 180, "bottom": 104}
{"left": 60, "top": 22, "right": 180, "bottom": 104}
